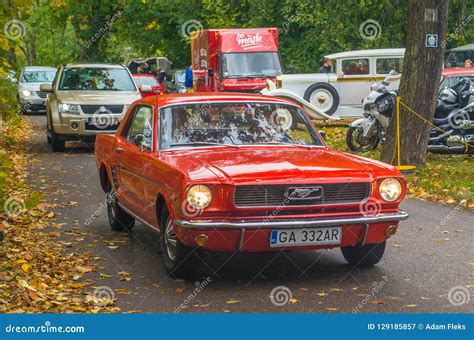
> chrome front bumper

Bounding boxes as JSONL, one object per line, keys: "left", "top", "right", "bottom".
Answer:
{"left": 175, "top": 211, "right": 409, "bottom": 229}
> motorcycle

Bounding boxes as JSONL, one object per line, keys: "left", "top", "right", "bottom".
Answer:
{"left": 346, "top": 70, "right": 398, "bottom": 152}
{"left": 427, "top": 78, "right": 474, "bottom": 154}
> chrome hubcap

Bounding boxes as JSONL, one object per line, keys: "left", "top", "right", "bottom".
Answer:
{"left": 164, "top": 218, "right": 177, "bottom": 261}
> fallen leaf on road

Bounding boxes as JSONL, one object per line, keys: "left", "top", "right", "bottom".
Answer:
{"left": 117, "top": 271, "right": 131, "bottom": 281}
{"left": 193, "top": 303, "right": 210, "bottom": 308}
{"left": 392, "top": 244, "right": 402, "bottom": 248}
{"left": 289, "top": 298, "right": 300, "bottom": 304}
{"left": 226, "top": 299, "right": 240, "bottom": 304}
{"left": 330, "top": 288, "right": 343, "bottom": 292}
{"left": 405, "top": 304, "right": 418, "bottom": 308}
{"left": 325, "top": 307, "right": 338, "bottom": 311}
{"left": 371, "top": 300, "right": 385, "bottom": 305}
{"left": 115, "top": 289, "right": 131, "bottom": 295}
{"left": 420, "top": 296, "right": 431, "bottom": 300}
{"left": 316, "top": 292, "right": 328, "bottom": 297}
{"left": 175, "top": 288, "right": 185, "bottom": 294}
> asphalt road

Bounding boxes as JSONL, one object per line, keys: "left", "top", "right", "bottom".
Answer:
{"left": 25, "top": 115, "right": 473, "bottom": 313}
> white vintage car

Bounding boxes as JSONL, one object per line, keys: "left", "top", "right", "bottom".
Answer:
{"left": 279, "top": 48, "right": 405, "bottom": 117}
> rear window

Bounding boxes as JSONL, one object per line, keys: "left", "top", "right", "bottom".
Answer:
{"left": 376, "top": 57, "right": 404, "bottom": 74}
{"left": 341, "top": 59, "right": 369, "bottom": 75}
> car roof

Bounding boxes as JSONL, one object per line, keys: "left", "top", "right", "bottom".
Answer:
{"left": 62, "top": 63, "right": 125, "bottom": 69}
{"left": 139, "top": 93, "right": 299, "bottom": 108}
{"left": 325, "top": 48, "right": 405, "bottom": 59}
{"left": 442, "top": 67, "right": 474, "bottom": 76}
{"left": 23, "top": 66, "right": 57, "bottom": 71}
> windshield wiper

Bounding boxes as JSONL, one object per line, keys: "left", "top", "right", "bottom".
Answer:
{"left": 170, "top": 142, "right": 241, "bottom": 148}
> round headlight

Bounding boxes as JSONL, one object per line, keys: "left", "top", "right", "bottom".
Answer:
{"left": 186, "top": 185, "right": 212, "bottom": 210}
{"left": 379, "top": 178, "right": 402, "bottom": 202}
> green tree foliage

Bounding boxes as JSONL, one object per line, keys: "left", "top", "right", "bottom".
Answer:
{"left": 1, "top": 0, "right": 473, "bottom": 72}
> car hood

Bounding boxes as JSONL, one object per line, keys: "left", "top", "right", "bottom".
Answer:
{"left": 162, "top": 147, "right": 399, "bottom": 184}
{"left": 56, "top": 90, "right": 141, "bottom": 104}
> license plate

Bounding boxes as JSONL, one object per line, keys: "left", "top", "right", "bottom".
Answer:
{"left": 270, "top": 227, "right": 341, "bottom": 247}
{"left": 87, "top": 117, "right": 120, "bottom": 126}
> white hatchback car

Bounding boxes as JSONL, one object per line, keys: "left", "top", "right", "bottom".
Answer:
{"left": 279, "top": 48, "right": 405, "bottom": 117}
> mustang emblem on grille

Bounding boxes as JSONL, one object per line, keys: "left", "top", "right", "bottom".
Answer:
{"left": 286, "top": 186, "right": 323, "bottom": 200}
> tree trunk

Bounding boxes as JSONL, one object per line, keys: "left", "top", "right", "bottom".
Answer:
{"left": 380, "top": 0, "right": 449, "bottom": 165}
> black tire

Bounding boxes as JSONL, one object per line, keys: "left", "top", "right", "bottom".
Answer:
{"left": 346, "top": 127, "right": 379, "bottom": 152}
{"left": 341, "top": 241, "right": 386, "bottom": 267}
{"left": 50, "top": 130, "right": 66, "bottom": 152}
{"left": 159, "top": 206, "right": 199, "bottom": 278}
{"left": 303, "top": 82, "right": 340, "bottom": 115}
{"left": 106, "top": 187, "right": 135, "bottom": 232}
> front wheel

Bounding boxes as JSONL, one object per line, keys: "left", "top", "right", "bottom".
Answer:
{"left": 160, "top": 206, "right": 199, "bottom": 278}
{"left": 346, "top": 126, "right": 379, "bottom": 152}
{"left": 341, "top": 241, "right": 386, "bottom": 267}
{"left": 50, "top": 130, "right": 65, "bottom": 152}
{"left": 303, "top": 83, "right": 340, "bottom": 115}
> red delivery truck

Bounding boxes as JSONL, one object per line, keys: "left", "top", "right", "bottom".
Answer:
{"left": 191, "top": 28, "right": 283, "bottom": 92}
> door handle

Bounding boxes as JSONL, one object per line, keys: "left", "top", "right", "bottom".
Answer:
{"left": 115, "top": 147, "right": 124, "bottom": 154}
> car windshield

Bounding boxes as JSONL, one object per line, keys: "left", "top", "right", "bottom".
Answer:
{"left": 160, "top": 102, "right": 322, "bottom": 149}
{"left": 58, "top": 67, "right": 136, "bottom": 91}
{"left": 21, "top": 70, "right": 56, "bottom": 83}
{"left": 222, "top": 52, "right": 282, "bottom": 78}
{"left": 134, "top": 76, "right": 158, "bottom": 86}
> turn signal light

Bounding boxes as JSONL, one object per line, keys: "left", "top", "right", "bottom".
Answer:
{"left": 385, "top": 226, "right": 397, "bottom": 237}
{"left": 195, "top": 234, "right": 209, "bottom": 247}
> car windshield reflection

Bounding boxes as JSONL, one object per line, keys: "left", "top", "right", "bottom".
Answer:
{"left": 160, "top": 102, "right": 322, "bottom": 149}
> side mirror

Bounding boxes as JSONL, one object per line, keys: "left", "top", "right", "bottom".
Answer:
{"left": 207, "top": 68, "right": 214, "bottom": 78}
{"left": 318, "top": 130, "right": 326, "bottom": 140}
{"left": 40, "top": 83, "right": 53, "bottom": 92}
{"left": 140, "top": 85, "right": 152, "bottom": 93}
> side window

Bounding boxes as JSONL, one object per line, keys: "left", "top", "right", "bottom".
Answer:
{"left": 341, "top": 58, "right": 369, "bottom": 75}
{"left": 376, "top": 58, "right": 404, "bottom": 74}
{"left": 126, "top": 106, "right": 154, "bottom": 150}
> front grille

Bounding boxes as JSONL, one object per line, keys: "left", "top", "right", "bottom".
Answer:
{"left": 85, "top": 123, "right": 120, "bottom": 131}
{"left": 36, "top": 91, "right": 47, "bottom": 98}
{"left": 234, "top": 183, "right": 370, "bottom": 207}
{"left": 80, "top": 105, "right": 124, "bottom": 114}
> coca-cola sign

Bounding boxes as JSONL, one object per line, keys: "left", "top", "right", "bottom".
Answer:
{"left": 236, "top": 33, "right": 264, "bottom": 50}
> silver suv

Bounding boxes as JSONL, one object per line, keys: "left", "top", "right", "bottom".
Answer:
{"left": 18, "top": 66, "right": 57, "bottom": 113}
{"left": 41, "top": 63, "right": 150, "bottom": 152}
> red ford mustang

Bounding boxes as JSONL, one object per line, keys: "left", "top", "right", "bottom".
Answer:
{"left": 94, "top": 93, "right": 408, "bottom": 277}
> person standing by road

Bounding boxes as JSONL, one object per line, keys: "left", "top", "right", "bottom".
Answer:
{"left": 317, "top": 58, "right": 332, "bottom": 73}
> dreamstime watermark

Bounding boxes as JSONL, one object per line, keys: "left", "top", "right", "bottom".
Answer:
{"left": 352, "top": 277, "right": 389, "bottom": 313}
{"left": 180, "top": 19, "right": 203, "bottom": 40}
{"left": 440, "top": 192, "right": 472, "bottom": 226}
{"left": 84, "top": 190, "right": 118, "bottom": 226}
{"left": 448, "top": 109, "right": 471, "bottom": 130}
{"left": 359, "top": 197, "right": 382, "bottom": 217}
{"left": 277, "top": 11, "right": 303, "bottom": 35}
{"left": 5, "top": 321, "right": 85, "bottom": 334}
{"left": 92, "top": 286, "right": 115, "bottom": 306}
{"left": 442, "top": 14, "right": 474, "bottom": 48}
{"left": 448, "top": 286, "right": 470, "bottom": 307}
{"left": 3, "top": 197, "right": 26, "bottom": 218}
{"left": 270, "top": 285, "right": 292, "bottom": 306}
{"left": 4, "top": 19, "right": 25, "bottom": 40}
{"left": 83, "top": 11, "right": 122, "bottom": 48}
{"left": 359, "top": 19, "right": 381, "bottom": 40}
{"left": 174, "top": 277, "right": 212, "bottom": 313}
